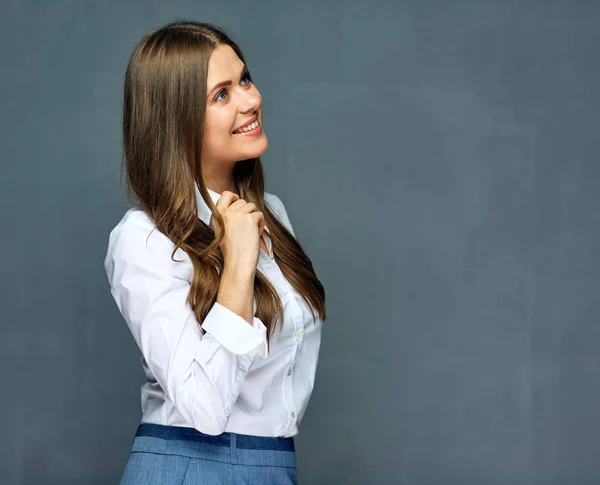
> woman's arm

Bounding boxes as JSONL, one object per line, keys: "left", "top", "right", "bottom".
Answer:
{"left": 104, "top": 213, "right": 268, "bottom": 436}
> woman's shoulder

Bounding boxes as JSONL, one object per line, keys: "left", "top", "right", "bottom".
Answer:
{"left": 108, "top": 207, "right": 160, "bottom": 243}
{"left": 264, "top": 192, "right": 295, "bottom": 236}
{"left": 105, "top": 191, "right": 295, "bottom": 261}
{"left": 105, "top": 207, "right": 187, "bottom": 263}
{"left": 264, "top": 192, "right": 283, "bottom": 213}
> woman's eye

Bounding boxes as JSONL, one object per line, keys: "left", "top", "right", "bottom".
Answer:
{"left": 215, "top": 73, "right": 252, "bottom": 102}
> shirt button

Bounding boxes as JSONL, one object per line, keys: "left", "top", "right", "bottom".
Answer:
{"left": 291, "top": 411, "right": 296, "bottom": 418}
{"left": 287, "top": 369, "right": 292, "bottom": 376}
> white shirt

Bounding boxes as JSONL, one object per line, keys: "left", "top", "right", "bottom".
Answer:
{"left": 104, "top": 186, "right": 322, "bottom": 437}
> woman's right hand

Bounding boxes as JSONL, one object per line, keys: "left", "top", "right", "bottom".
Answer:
{"left": 212, "top": 191, "right": 264, "bottom": 271}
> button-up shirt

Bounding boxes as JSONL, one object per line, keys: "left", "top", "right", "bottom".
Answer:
{"left": 104, "top": 185, "right": 322, "bottom": 437}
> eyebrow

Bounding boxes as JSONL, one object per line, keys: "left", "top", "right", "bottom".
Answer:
{"left": 208, "top": 64, "right": 249, "bottom": 97}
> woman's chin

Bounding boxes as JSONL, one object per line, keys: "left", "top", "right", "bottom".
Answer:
{"left": 226, "top": 132, "right": 268, "bottom": 161}
{"left": 244, "top": 135, "right": 268, "bottom": 157}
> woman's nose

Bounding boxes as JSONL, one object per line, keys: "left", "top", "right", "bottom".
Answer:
{"left": 240, "top": 91, "right": 261, "bottom": 112}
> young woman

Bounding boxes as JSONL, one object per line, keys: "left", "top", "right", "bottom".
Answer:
{"left": 104, "top": 20, "right": 327, "bottom": 485}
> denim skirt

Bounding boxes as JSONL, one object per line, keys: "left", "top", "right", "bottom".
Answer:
{"left": 119, "top": 423, "right": 298, "bottom": 484}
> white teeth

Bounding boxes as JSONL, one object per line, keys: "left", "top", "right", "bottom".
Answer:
{"left": 234, "top": 120, "right": 259, "bottom": 134}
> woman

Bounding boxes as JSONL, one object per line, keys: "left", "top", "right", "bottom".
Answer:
{"left": 104, "top": 20, "right": 327, "bottom": 484}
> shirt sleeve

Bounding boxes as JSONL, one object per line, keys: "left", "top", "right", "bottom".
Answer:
{"left": 104, "top": 213, "right": 268, "bottom": 436}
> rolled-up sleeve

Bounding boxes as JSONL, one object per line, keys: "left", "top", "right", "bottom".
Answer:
{"left": 104, "top": 213, "right": 268, "bottom": 435}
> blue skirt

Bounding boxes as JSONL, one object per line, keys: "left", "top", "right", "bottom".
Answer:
{"left": 120, "top": 423, "right": 297, "bottom": 484}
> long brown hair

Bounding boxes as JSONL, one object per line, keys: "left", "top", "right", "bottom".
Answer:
{"left": 122, "top": 20, "right": 326, "bottom": 345}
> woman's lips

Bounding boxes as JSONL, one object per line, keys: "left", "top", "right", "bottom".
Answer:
{"left": 233, "top": 123, "right": 262, "bottom": 136}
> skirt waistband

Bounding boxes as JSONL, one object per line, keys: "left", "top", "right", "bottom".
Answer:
{"left": 130, "top": 423, "right": 296, "bottom": 467}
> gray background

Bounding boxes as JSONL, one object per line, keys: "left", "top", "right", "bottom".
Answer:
{"left": 1, "top": 1, "right": 599, "bottom": 484}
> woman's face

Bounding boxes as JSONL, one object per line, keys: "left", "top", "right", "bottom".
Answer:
{"left": 202, "top": 44, "right": 268, "bottom": 167}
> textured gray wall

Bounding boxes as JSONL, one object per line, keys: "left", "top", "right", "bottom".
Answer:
{"left": 2, "top": 1, "right": 600, "bottom": 484}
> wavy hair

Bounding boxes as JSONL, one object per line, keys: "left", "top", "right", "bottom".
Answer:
{"left": 122, "top": 20, "right": 326, "bottom": 346}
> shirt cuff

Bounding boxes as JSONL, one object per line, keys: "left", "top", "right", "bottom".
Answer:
{"left": 201, "top": 302, "right": 268, "bottom": 359}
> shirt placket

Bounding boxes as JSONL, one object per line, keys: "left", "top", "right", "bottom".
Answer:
{"left": 281, "top": 290, "right": 305, "bottom": 434}
{"left": 257, "top": 250, "right": 306, "bottom": 436}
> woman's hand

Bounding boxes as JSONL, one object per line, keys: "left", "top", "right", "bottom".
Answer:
{"left": 212, "top": 191, "right": 264, "bottom": 270}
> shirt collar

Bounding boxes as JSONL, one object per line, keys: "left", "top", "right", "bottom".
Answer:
{"left": 194, "top": 183, "right": 221, "bottom": 229}
{"left": 194, "top": 183, "right": 270, "bottom": 234}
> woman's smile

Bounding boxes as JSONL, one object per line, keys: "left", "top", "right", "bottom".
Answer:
{"left": 233, "top": 119, "right": 263, "bottom": 137}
